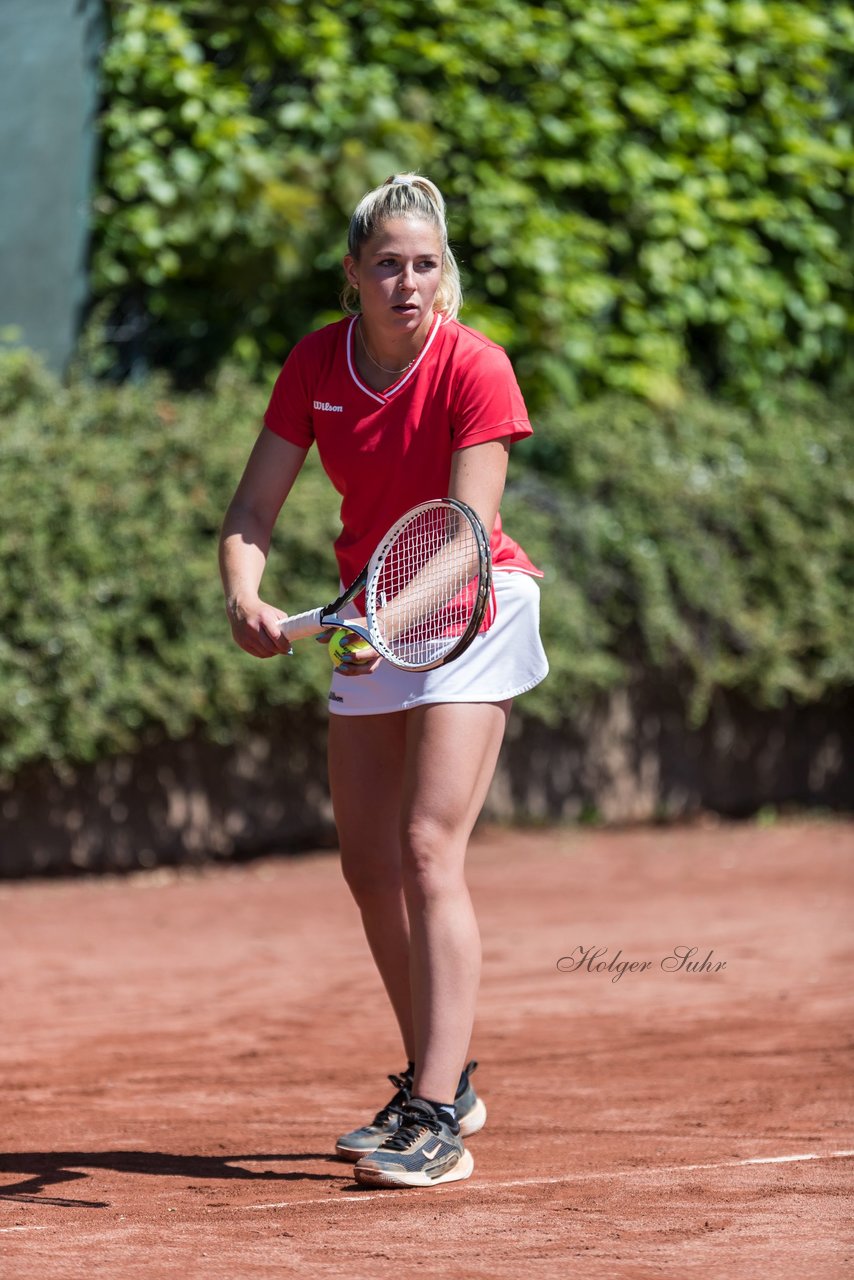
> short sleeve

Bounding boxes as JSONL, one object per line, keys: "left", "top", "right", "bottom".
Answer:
{"left": 450, "top": 343, "right": 533, "bottom": 450}
{"left": 263, "top": 341, "right": 315, "bottom": 449}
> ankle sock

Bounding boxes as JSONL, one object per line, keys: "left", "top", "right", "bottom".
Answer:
{"left": 416, "top": 1097, "right": 459, "bottom": 1133}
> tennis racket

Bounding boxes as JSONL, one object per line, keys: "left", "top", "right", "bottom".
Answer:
{"left": 278, "top": 498, "right": 492, "bottom": 672}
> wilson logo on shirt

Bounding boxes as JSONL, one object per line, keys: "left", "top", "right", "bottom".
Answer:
{"left": 314, "top": 400, "right": 344, "bottom": 413}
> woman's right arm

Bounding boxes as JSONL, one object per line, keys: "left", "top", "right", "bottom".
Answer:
{"left": 219, "top": 429, "right": 309, "bottom": 658}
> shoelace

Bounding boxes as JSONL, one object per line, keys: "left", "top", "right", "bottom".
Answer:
{"left": 381, "top": 1103, "right": 445, "bottom": 1152}
{"left": 372, "top": 1060, "right": 476, "bottom": 1128}
{"left": 370, "top": 1072, "right": 412, "bottom": 1126}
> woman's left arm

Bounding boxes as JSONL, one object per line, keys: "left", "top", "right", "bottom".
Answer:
{"left": 448, "top": 439, "right": 511, "bottom": 534}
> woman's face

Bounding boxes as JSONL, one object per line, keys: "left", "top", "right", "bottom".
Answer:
{"left": 344, "top": 217, "right": 443, "bottom": 337}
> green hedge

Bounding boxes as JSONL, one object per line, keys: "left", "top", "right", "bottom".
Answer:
{"left": 93, "top": 0, "right": 854, "bottom": 404}
{"left": 0, "top": 351, "right": 339, "bottom": 779}
{"left": 503, "top": 381, "right": 854, "bottom": 725}
{"left": 1, "top": 350, "right": 851, "bottom": 778}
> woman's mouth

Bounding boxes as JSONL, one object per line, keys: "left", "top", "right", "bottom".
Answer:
{"left": 392, "top": 303, "right": 418, "bottom": 314}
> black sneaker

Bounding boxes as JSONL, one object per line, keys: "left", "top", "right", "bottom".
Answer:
{"left": 334, "top": 1068, "right": 413, "bottom": 1161}
{"left": 353, "top": 1098, "right": 473, "bottom": 1188}
{"left": 335, "top": 1059, "right": 486, "bottom": 1161}
{"left": 456, "top": 1059, "right": 487, "bottom": 1137}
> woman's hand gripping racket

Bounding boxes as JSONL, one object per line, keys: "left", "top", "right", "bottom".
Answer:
{"left": 278, "top": 499, "right": 492, "bottom": 672}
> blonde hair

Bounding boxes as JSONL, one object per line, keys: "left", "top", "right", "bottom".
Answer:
{"left": 341, "top": 173, "right": 462, "bottom": 320}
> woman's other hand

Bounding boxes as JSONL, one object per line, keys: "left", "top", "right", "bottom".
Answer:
{"left": 316, "top": 625, "right": 382, "bottom": 676}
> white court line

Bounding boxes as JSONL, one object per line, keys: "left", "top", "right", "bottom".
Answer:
{"left": 0, "top": 1226, "right": 51, "bottom": 1233}
{"left": 238, "top": 1149, "right": 854, "bottom": 1210}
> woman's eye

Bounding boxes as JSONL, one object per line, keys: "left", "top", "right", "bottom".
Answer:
{"left": 376, "top": 258, "right": 438, "bottom": 269}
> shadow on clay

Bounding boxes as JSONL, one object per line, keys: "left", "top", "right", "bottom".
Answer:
{"left": 0, "top": 1150, "right": 347, "bottom": 1206}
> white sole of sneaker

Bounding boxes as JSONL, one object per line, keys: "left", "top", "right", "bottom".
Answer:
{"left": 458, "top": 1097, "right": 487, "bottom": 1137}
{"left": 335, "top": 1142, "right": 373, "bottom": 1162}
{"left": 354, "top": 1147, "right": 474, "bottom": 1189}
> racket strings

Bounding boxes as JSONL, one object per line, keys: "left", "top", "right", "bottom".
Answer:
{"left": 373, "top": 506, "right": 482, "bottom": 667}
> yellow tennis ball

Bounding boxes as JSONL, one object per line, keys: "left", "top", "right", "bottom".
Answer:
{"left": 328, "top": 627, "right": 373, "bottom": 667}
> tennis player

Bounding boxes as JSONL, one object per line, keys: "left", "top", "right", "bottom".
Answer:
{"left": 219, "top": 174, "right": 548, "bottom": 1189}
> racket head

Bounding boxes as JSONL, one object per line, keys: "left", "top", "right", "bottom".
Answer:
{"left": 365, "top": 499, "right": 492, "bottom": 671}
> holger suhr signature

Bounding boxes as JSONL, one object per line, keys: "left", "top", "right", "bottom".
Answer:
{"left": 557, "top": 945, "right": 727, "bottom": 983}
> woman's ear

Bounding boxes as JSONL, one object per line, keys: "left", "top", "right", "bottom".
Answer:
{"left": 343, "top": 254, "right": 359, "bottom": 289}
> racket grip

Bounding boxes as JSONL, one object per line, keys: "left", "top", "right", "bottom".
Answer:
{"left": 276, "top": 608, "right": 329, "bottom": 642}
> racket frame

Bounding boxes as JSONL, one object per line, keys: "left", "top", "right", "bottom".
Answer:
{"left": 278, "top": 498, "right": 492, "bottom": 671}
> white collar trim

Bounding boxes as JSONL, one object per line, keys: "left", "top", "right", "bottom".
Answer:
{"left": 346, "top": 312, "right": 443, "bottom": 403}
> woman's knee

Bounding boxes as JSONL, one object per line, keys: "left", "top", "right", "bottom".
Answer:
{"left": 339, "top": 841, "right": 402, "bottom": 905}
{"left": 400, "top": 816, "right": 465, "bottom": 901}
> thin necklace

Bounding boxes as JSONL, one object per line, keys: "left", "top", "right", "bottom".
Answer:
{"left": 358, "top": 319, "right": 423, "bottom": 375}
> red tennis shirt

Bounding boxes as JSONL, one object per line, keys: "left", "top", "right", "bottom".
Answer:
{"left": 264, "top": 313, "right": 543, "bottom": 590}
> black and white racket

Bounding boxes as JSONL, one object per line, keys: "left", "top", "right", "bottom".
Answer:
{"left": 278, "top": 499, "right": 492, "bottom": 671}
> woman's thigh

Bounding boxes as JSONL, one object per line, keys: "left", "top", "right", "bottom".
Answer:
{"left": 400, "top": 700, "right": 512, "bottom": 879}
{"left": 327, "top": 711, "right": 408, "bottom": 890}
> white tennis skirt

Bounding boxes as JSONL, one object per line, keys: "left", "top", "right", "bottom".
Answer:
{"left": 327, "top": 570, "right": 549, "bottom": 716}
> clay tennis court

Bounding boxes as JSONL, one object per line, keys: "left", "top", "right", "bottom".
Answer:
{"left": 2, "top": 819, "right": 852, "bottom": 1278}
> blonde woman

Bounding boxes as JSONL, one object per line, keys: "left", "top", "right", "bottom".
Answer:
{"left": 220, "top": 174, "right": 548, "bottom": 1188}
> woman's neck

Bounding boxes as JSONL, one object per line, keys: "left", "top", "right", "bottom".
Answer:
{"left": 357, "top": 313, "right": 435, "bottom": 375}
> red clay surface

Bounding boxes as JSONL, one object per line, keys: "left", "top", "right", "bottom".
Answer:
{"left": 2, "top": 820, "right": 853, "bottom": 1279}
